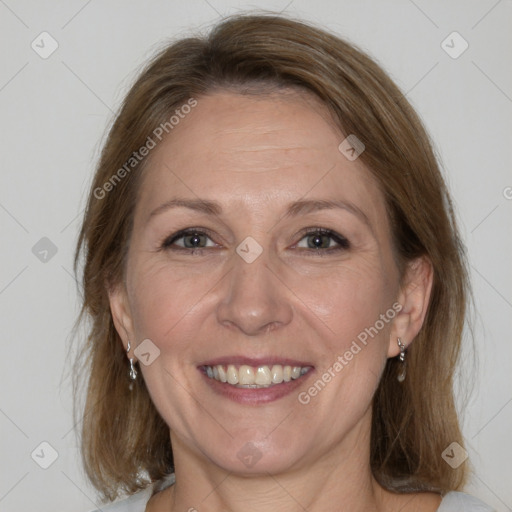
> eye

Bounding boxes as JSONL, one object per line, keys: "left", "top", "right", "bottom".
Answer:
{"left": 160, "top": 227, "right": 350, "bottom": 256}
{"left": 161, "top": 228, "right": 217, "bottom": 252}
{"left": 294, "top": 228, "right": 350, "bottom": 254}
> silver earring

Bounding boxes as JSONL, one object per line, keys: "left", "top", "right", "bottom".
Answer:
{"left": 127, "top": 341, "right": 138, "bottom": 385}
{"left": 397, "top": 337, "right": 407, "bottom": 383}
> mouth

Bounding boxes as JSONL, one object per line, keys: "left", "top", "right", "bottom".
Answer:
{"left": 200, "top": 363, "right": 313, "bottom": 388}
{"left": 198, "top": 358, "right": 314, "bottom": 404}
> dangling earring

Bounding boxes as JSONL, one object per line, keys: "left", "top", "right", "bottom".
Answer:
{"left": 397, "top": 337, "right": 407, "bottom": 383}
{"left": 127, "top": 341, "right": 137, "bottom": 389}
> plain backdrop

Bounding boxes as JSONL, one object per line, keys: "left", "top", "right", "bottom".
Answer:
{"left": 0, "top": 1, "right": 511, "bottom": 511}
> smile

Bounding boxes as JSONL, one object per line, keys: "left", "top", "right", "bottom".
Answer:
{"left": 202, "top": 364, "right": 312, "bottom": 388}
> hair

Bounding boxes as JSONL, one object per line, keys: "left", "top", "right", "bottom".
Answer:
{"left": 73, "top": 12, "right": 471, "bottom": 501}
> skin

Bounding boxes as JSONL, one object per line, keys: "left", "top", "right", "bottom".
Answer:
{"left": 109, "top": 90, "right": 439, "bottom": 512}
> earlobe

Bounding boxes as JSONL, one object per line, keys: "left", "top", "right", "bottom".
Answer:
{"left": 108, "top": 283, "right": 136, "bottom": 354}
{"left": 387, "top": 256, "right": 433, "bottom": 358}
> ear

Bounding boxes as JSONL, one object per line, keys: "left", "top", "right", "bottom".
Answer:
{"left": 108, "top": 282, "right": 137, "bottom": 361}
{"left": 387, "top": 256, "right": 433, "bottom": 357}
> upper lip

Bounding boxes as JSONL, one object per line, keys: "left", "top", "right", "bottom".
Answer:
{"left": 198, "top": 356, "right": 314, "bottom": 368}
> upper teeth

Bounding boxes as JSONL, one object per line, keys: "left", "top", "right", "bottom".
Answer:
{"left": 205, "top": 364, "right": 310, "bottom": 387}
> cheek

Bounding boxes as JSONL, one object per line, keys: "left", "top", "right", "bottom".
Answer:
{"left": 292, "top": 259, "right": 396, "bottom": 402}
{"left": 294, "top": 259, "right": 395, "bottom": 344}
{"left": 127, "top": 258, "right": 212, "bottom": 344}
{"left": 294, "top": 290, "right": 392, "bottom": 436}
{"left": 127, "top": 248, "right": 396, "bottom": 359}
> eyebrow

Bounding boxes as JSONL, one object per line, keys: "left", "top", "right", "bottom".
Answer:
{"left": 147, "top": 197, "right": 372, "bottom": 230}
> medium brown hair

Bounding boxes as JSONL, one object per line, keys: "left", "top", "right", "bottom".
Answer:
{"left": 74, "top": 13, "right": 471, "bottom": 501}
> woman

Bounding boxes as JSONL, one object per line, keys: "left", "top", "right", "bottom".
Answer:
{"left": 74, "top": 13, "right": 494, "bottom": 512}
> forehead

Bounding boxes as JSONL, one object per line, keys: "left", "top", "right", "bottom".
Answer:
{"left": 136, "top": 90, "right": 388, "bottom": 230}
{"left": 156, "top": 90, "right": 344, "bottom": 171}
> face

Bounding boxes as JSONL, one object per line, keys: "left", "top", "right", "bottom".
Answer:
{"left": 110, "top": 90, "right": 427, "bottom": 476}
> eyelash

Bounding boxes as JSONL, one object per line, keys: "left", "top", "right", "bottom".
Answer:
{"left": 160, "top": 227, "right": 350, "bottom": 256}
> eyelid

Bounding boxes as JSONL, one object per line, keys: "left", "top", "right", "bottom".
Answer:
{"left": 293, "top": 227, "right": 350, "bottom": 250}
{"left": 160, "top": 226, "right": 350, "bottom": 254}
{"left": 160, "top": 227, "right": 219, "bottom": 249}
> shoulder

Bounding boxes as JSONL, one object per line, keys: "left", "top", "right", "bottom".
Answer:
{"left": 438, "top": 491, "right": 496, "bottom": 511}
{"left": 87, "top": 474, "right": 176, "bottom": 512}
{"left": 87, "top": 489, "right": 150, "bottom": 512}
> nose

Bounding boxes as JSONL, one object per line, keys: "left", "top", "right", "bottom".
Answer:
{"left": 215, "top": 245, "right": 294, "bottom": 336}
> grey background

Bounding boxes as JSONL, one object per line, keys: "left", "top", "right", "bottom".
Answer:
{"left": 0, "top": 0, "right": 511, "bottom": 511}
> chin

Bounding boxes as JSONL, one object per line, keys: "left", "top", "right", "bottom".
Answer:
{"left": 203, "top": 431, "right": 309, "bottom": 476}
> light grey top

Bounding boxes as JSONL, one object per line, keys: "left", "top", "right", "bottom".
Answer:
{"left": 89, "top": 474, "right": 495, "bottom": 511}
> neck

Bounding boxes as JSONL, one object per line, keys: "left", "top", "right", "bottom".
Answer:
{"left": 162, "top": 409, "right": 393, "bottom": 512}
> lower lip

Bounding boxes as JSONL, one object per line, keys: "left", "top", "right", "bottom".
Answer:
{"left": 200, "top": 369, "right": 314, "bottom": 405}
